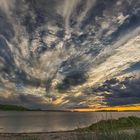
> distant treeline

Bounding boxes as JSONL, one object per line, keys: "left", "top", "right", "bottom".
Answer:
{"left": 0, "top": 104, "right": 40, "bottom": 111}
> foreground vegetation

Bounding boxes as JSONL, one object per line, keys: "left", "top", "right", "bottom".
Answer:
{"left": 75, "top": 130, "right": 140, "bottom": 140}
{"left": 76, "top": 116, "right": 140, "bottom": 132}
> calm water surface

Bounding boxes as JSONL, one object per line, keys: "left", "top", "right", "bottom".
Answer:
{"left": 0, "top": 111, "right": 139, "bottom": 133}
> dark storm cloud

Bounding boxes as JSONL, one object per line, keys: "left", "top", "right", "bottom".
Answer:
{"left": 104, "top": 97, "right": 140, "bottom": 106}
{"left": 104, "top": 77, "right": 140, "bottom": 106}
{"left": 59, "top": 54, "right": 89, "bottom": 74}
{"left": 100, "top": 0, "right": 140, "bottom": 45}
{"left": 15, "top": 0, "right": 63, "bottom": 34}
{"left": 57, "top": 71, "right": 87, "bottom": 92}
{"left": 56, "top": 55, "right": 89, "bottom": 92}
{"left": 84, "top": 78, "right": 119, "bottom": 95}
{"left": 107, "top": 14, "right": 140, "bottom": 44}
{"left": 86, "top": 76, "right": 140, "bottom": 106}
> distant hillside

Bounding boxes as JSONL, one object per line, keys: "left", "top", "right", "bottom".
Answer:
{"left": 0, "top": 104, "right": 37, "bottom": 111}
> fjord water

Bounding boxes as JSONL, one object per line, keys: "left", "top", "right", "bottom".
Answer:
{"left": 0, "top": 112, "right": 140, "bottom": 133}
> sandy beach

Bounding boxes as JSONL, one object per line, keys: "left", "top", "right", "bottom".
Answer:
{"left": 0, "top": 131, "right": 95, "bottom": 140}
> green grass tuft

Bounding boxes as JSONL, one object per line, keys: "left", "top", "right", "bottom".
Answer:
{"left": 76, "top": 116, "right": 140, "bottom": 132}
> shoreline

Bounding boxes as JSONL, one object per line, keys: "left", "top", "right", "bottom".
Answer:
{"left": 0, "top": 130, "right": 75, "bottom": 135}
{"left": 0, "top": 131, "right": 95, "bottom": 140}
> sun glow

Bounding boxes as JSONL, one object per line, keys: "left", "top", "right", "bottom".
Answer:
{"left": 72, "top": 105, "right": 140, "bottom": 112}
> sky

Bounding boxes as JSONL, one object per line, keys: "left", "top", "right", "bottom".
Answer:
{"left": 0, "top": 0, "right": 140, "bottom": 110}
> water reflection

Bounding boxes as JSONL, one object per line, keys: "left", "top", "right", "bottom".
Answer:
{"left": 0, "top": 111, "right": 139, "bottom": 133}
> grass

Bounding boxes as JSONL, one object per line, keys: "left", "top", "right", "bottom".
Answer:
{"left": 75, "top": 130, "right": 140, "bottom": 140}
{"left": 73, "top": 116, "right": 140, "bottom": 140}
{"left": 75, "top": 116, "right": 140, "bottom": 132}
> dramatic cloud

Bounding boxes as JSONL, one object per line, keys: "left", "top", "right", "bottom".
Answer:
{"left": 0, "top": 0, "right": 140, "bottom": 109}
{"left": 104, "top": 77, "right": 140, "bottom": 106}
{"left": 84, "top": 74, "right": 140, "bottom": 106}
